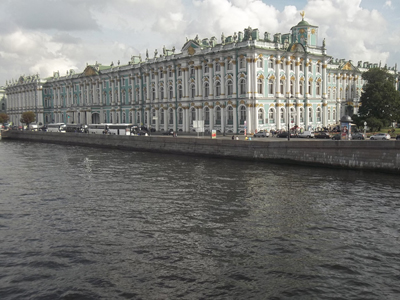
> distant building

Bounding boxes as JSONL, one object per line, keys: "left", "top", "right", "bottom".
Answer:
{"left": 0, "top": 86, "right": 6, "bottom": 115}
{"left": 5, "top": 75, "right": 44, "bottom": 126}
{"left": 4, "top": 14, "right": 399, "bottom": 132}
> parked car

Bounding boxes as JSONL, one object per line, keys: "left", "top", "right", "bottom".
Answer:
{"left": 253, "top": 131, "right": 270, "bottom": 138}
{"left": 314, "top": 132, "right": 331, "bottom": 139}
{"left": 332, "top": 134, "right": 341, "bottom": 140}
{"left": 396, "top": 135, "right": 400, "bottom": 140}
{"left": 163, "top": 129, "right": 174, "bottom": 135}
{"left": 277, "top": 131, "right": 296, "bottom": 138}
{"left": 352, "top": 132, "right": 366, "bottom": 140}
{"left": 297, "top": 131, "right": 314, "bottom": 138}
{"left": 28, "top": 123, "right": 39, "bottom": 131}
{"left": 370, "top": 133, "right": 391, "bottom": 140}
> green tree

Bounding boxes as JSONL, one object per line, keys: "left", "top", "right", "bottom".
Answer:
{"left": 358, "top": 68, "right": 400, "bottom": 129}
{"left": 20, "top": 111, "right": 36, "bottom": 128}
{"left": 0, "top": 113, "right": 9, "bottom": 124}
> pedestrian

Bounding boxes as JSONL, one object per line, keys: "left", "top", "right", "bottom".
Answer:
{"left": 232, "top": 135, "right": 234, "bottom": 140}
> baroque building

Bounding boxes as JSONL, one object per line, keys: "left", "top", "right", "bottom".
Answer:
{"left": 5, "top": 15, "right": 399, "bottom": 133}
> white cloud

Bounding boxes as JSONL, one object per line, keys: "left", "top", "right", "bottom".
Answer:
{"left": 0, "top": 0, "right": 398, "bottom": 86}
{"left": 384, "top": 1, "right": 392, "bottom": 8}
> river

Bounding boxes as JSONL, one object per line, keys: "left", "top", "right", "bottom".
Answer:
{"left": 0, "top": 140, "right": 399, "bottom": 299}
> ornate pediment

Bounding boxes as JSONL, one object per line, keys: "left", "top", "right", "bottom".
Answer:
{"left": 181, "top": 40, "right": 201, "bottom": 56}
{"left": 288, "top": 43, "right": 305, "bottom": 53}
{"left": 82, "top": 66, "right": 99, "bottom": 77}
{"left": 342, "top": 62, "right": 354, "bottom": 71}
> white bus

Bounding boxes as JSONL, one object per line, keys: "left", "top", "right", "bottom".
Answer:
{"left": 87, "top": 124, "right": 108, "bottom": 134}
{"left": 87, "top": 123, "right": 134, "bottom": 135}
{"left": 46, "top": 123, "right": 66, "bottom": 133}
{"left": 107, "top": 123, "right": 134, "bottom": 135}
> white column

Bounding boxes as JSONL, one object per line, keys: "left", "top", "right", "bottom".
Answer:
{"left": 275, "top": 56, "right": 280, "bottom": 98}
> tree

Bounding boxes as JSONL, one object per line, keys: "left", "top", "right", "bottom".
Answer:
{"left": 20, "top": 111, "right": 36, "bottom": 128}
{"left": 0, "top": 113, "right": 9, "bottom": 124}
{"left": 358, "top": 68, "right": 400, "bottom": 129}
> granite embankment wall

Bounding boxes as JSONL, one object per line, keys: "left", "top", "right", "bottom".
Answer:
{"left": 4, "top": 130, "right": 400, "bottom": 173}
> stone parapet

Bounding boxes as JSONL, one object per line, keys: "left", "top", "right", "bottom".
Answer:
{"left": 4, "top": 131, "right": 400, "bottom": 174}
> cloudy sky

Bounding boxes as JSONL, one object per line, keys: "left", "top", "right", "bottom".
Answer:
{"left": 0, "top": 0, "right": 399, "bottom": 86}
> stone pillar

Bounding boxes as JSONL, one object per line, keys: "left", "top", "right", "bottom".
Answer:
{"left": 322, "top": 61, "right": 327, "bottom": 99}
{"left": 208, "top": 64, "right": 214, "bottom": 100}
{"left": 220, "top": 61, "right": 226, "bottom": 97}
{"left": 247, "top": 58, "right": 252, "bottom": 98}
{"left": 275, "top": 56, "right": 280, "bottom": 98}
{"left": 233, "top": 105, "right": 237, "bottom": 134}
{"left": 209, "top": 106, "right": 214, "bottom": 132}
{"left": 221, "top": 105, "right": 225, "bottom": 134}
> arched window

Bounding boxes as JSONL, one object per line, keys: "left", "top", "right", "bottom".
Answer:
{"left": 160, "top": 87, "right": 164, "bottom": 100}
{"left": 257, "top": 79, "right": 263, "bottom": 94}
{"left": 215, "top": 81, "right": 221, "bottom": 97}
{"left": 122, "top": 112, "right": 126, "bottom": 123}
{"left": 328, "top": 109, "right": 331, "bottom": 121}
{"left": 227, "top": 61, "right": 233, "bottom": 70}
{"left": 191, "top": 107, "right": 196, "bottom": 122}
{"left": 152, "top": 88, "right": 156, "bottom": 101}
{"left": 227, "top": 106, "right": 233, "bottom": 124}
{"left": 216, "top": 107, "right": 221, "bottom": 125}
{"left": 257, "top": 58, "right": 263, "bottom": 68}
{"left": 178, "top": 85, "right": 183, "bottom": 100}
{"left": 178, "top": 108, "right": 183, "bottom": 124}
{"left": 316, "top": 107, "right": 321, "bottom": 122}
{"left": 169, "top": 86, "right": 173, "bottom": 100}
{"left": 160, "top": 109, "right": 164, "bottom": 124}
{"left": 258, "top": 108, "right": 264, "bottom": 124}
{"left": 268, "top": 59, "right": 274, "bottom": 69}
{"left": 269, "top": 108, "right": 275, "bottom": 124}
{"left": 190, "top": 66, "right": 195, "bottom": 76}
{"left": 240, "top": 106, "right": 246, "bottom": 125}
{"left": 152, "top": 109, "right": 156, "bottom": 125}
{"left": 227, "top": 80, "right": 233, "bottom": 96}
{"left": 239, "top": 58, "right": 245, "bottom": 69}
{"left": 169, "top": 109, "right": 173, "bottom": 124}
{"left": 239, "top": 79, "right": 246, "bottom": 95}
{"left": 316, "top": 80, "right": 321, "bottom": 96}
{"left": 300, "top": 81, "right": 304, "bottom": 95}
{"left": 215, "top": 63, "right": 221, "bottom": 72}
{"left": 280, "top": 80, "right": 284, "bottom": 95}
{"left": 136, "top": 112, "right": 140, "bottom": 124}
{"left": 204, "top": 82, "right": 209, "bottom": 98}
{"left": 333, "top": 109, "right": 336, "bottom": 120}
{"left": 269, "top": 80, "right": 274, "bottom": 95}
{"left": 308, "top": 80, "right": 312, "bottom": 95}
{"left": 309, "top": 108, "right": 313, "bottom": 122}
{"left": 109, "top": 112, "right": 112, "bottom": 124}
{"left": 190, "top": 84, "right": 195, "bottom": 99}
{"left": 290, "top": 107, "right": 295, "bottom": 124}
{"left": 205, "top": 107, "right": 210, "bottom": 125}
{"left": 290, "top": 81, "right": 294, "bottom": 96}
{"left": 116, "top": 112, "right": 119, "bottom": 124}
{"left": 280, "top": 108, "right": 284, "bottom": 123}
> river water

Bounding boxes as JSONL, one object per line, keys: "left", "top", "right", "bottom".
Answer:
{"left": 0, "top": 140, "right": 399, "bottom": 299}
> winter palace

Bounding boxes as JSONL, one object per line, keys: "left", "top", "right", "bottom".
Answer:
{"left": 4, "top": 14, "right": 400, "bottom": 134}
